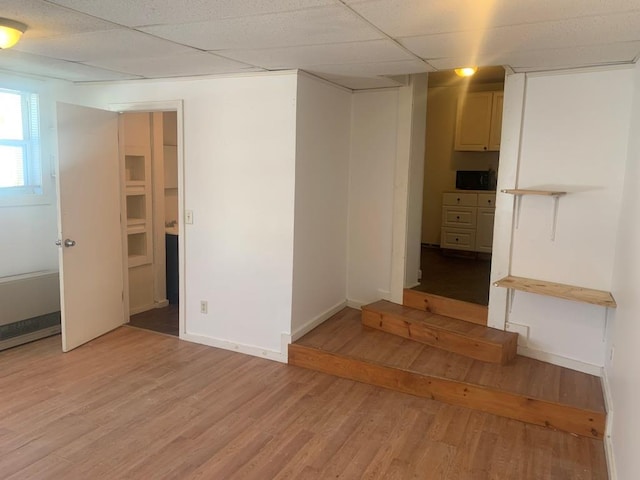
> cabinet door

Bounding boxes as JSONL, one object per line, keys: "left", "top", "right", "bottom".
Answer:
{"left": 488, "top": 92, "right": 504, "bottom": 151}
{"left": 454, "top": 91, "right": 493, "bottom": 151}
{"left": 476, "top": 207, "right": 495, "bottom": 252}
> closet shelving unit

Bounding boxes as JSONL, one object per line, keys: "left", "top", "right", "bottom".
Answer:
{"left": 124, "top": 147, "right": 152, "bottom": 268}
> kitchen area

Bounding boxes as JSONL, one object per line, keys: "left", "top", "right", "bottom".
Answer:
{"left": 417, "top": 67, "right": 505, "bottom": 305}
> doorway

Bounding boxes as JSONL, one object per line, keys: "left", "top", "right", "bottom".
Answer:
{"left": 414, "top": 67, "right": 505, "bottom": 306}
{"left": 120, "top": 110, "right": 180, "bottom": 336}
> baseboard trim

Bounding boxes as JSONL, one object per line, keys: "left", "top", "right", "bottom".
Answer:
{"left": 129, "top": 303, "right": 156, "bottom": 316}
{"left": 154, "top": 299, "right": 169, "bottom": 309}
{"left": 181, "top": 332, "right": 287, "bottom": 364}
{"left": 346, "top": 299, "right": 366, "bottom": 309}
{"left": 405, "top": 282, "right": 420, "bottom": 289}
{"left": 601, "top": 370, "right": 617, "bottom": 480}
{"left": 517, "top": 345, "right": 603, "bottom": 376}
{"left": 291, "top": 300, "right": 347, "bottom": 342}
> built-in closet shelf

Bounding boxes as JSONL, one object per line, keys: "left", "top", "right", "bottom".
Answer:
{"left": 127, "top": 218, "right": 146, "bottom": 227}
{"left": 501, "top": 189, "right": 567, "bottom": 197}
{"left": 126, "top": 184, "right": 146, "bottom": 195}
{"left": 128, "top": 254, "right": 150, "bottom": 268}
{"left": 127, "top": 224, "right": 146, "bottom": 234}
{"left": 494, "top": 275, "right": 616, "bottom": 308}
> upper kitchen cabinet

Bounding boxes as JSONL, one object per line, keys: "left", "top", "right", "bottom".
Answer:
{"left": 454, "top": 91, "right": 503, "bottom": 151}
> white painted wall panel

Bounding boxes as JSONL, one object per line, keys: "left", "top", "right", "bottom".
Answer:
{"left": 61, "top": 73, "right": 298, "bottom": 355}
{"left": 606, "top": 60, "right": 640, "bottom": 480}
{"left": 496, "top": 67, "right": 634, "bottom": 370}
{"left": 347, "top": 89, "right": 398, "bottom": 305}
{"left": 512, "top": 68, "right": 632, "bottom": 289}
{"left": 291, "top": 74, "right": 351, "bottom": 336}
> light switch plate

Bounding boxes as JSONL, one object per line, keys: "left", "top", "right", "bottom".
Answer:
{"left": 185, "top": 210, "right": 193, "bottom": 224}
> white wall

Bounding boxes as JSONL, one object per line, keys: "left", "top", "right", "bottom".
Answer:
{"left": 0, "top": 72, "right": 60, "bottom": 279}
{"left": 490, "top": 67, "right": 633, "bottom": 371}
{"left": 291, "top": 74, "right": 351, "bottom": 338}
{"left": 62, "top": 72, "right": 298, "bottom": 358}
{"left": 403, "top": 74, "right": 428, "bottom": 289}
{"left": 605, "top": 60, "right": 640, "bottom": 480}
{"left": 347, "top": 89, "right": 399, "bottom": 305}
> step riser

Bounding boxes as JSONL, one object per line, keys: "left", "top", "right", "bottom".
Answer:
{"left": 403, "top": 289, "right": 487, "bottom": 325}
{"left": 289, "top": 344, "right": 605, "bottom": 440}
{"left": 362, "top": 309, "right": 516, "bottom": 364}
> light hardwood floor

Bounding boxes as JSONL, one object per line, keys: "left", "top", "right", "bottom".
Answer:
{"left": 0, "top": 327, "right": 607, "bottom": 479}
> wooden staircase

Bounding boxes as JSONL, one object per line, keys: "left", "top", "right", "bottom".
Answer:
{"left": 288, "top": 290, "right": 606, "bottom": 440}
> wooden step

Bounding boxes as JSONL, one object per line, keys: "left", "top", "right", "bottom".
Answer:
{"left": 289, "top": 308, "right": 606, "bottom": 440}
{"left": 362, "top": 300, "right": 517, "bottom": 364}
{"left": 403, "top": 289, "right": 488, "bottom": 325}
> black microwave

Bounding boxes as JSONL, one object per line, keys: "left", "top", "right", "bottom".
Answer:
{"left": 456, "top": 170, "right": 491, "bottom": 190}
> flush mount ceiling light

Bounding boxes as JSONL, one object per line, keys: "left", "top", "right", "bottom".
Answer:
{"left": 454, "top": 66, "right": 478, "bottom": 77}
{"left": 0, "top": 18, "right": 27, "bottom": 49}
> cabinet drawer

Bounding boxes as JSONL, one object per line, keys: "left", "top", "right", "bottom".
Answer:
{"left": 478, "top": 193, "right": 496, "bottom": 208}
{"left": 442, "top": 192, "right": 477, "bottom": 207}
{"left": 441, "top": 228, "right": 476, "bottom": 251}
{"left": 442, "top": 206, "right": 477, "bottom": 228}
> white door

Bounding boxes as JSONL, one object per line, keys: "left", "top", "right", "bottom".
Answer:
{"left": 56, "top": 103, "right": 125, "bottom": 352}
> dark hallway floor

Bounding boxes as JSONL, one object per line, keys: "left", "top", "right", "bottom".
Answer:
{"left": 129, "top": 304, "right": 179, "bottom": 336}
{"left": 412, "top": 246, "right": 491, "bottom": 305}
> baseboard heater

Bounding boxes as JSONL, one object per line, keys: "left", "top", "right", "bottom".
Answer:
{"left": 0, "top": 270, "right": 61, "bottom": 351}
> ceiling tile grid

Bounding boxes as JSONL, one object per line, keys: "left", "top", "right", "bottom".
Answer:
{"left": 0, "top": 0, "right": 638, "bottom": 88}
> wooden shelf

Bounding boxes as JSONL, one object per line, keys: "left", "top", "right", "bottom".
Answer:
{"left": 502, "top": 189, "right": 566, "bottom": 196}
{"left": 494, "top": 275, "right": 616, "bottom": 308}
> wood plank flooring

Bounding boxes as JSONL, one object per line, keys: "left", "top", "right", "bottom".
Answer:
{"left": 0, "top": 326, "right": 608, "bottom": 479}
{"left": 297, "top": 308, "right": 606, "bottom": 413}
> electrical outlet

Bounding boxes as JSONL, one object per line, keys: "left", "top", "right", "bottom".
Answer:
{"left": 185, "top": 210, "right": 194, "bottom": 224}
{"left": 200, "top": 300, "right": 208, "bottom": 314}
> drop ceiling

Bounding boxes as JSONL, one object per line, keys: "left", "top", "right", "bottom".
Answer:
{"left": 1, "top": 0, "right": 639, "bottom": 89}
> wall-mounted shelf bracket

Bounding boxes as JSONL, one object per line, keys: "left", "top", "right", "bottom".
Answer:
{"left": 502, "top": 189, "right": 567, "bottom": 241}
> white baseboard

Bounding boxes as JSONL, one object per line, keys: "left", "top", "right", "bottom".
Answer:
{"left": 346, "top": 299, "right": 366, "bottom": 309}
{"left": 517, "top": 345, "right": 603, "bottom": 376}
{"left": 290, "top": 300, "right": 347, "bottom": 342}
{"left": 405, "top": 282, "right": 420, "bottom": 289}
{"left": 601, "top": 370, "right": 617, "bottom": 480}
{"left": 154, "top": 299, "right": 169, "bottom": 309}
{"left": 129, "top": 303, "right": 156, "bottom": 316}
{"left": 180, "top": 332, "right": 287, "bottom": 364}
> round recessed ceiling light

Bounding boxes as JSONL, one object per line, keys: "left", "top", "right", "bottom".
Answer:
{"left": 454, "top": 67, "right": 478, "bottom": 78}
{"left": 0, "top": 18, "right": 27, "bottom": 49}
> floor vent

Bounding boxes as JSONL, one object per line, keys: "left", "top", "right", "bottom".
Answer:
{"left": 0, "top": 312, "right": 61, "bottom": 351}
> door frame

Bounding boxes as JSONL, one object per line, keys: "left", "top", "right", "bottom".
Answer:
{"left": 110, "top": 100, "right": 186, "bottom": 338}
{"left": 394, "top": 71, "right": 526, "bottom": 331}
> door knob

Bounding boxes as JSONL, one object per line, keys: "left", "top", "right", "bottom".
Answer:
{"left": 64, "top": 238, "right": 76, "bottom": 247}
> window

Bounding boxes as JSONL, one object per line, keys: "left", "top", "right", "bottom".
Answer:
{"left": 0, "top": 88, "right": 41, "bottom": 196}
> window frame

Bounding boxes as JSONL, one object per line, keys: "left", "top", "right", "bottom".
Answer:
{"left": 0, "top": 87, "right": 46, "bottom": 205}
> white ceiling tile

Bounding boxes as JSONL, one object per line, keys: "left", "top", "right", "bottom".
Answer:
{"left": 0, "top": 0, "right": 117, "bottom": 38}
{"left": 14, "top": 29, "right": 195, "bottom": 62}
{"left": 45, "top": 0, "right": 336, "bottom": 27}
{"left": 85, "top": 52, "right": 261, "bottom": 79}
{"left": 139, "top": 6, "right": 382, "bottom": 50}
{"left": 218, "top": 40, "right": 414, "bottom": 69}
{"left": 312, "top": 72, "right": 405, "bottom": 90}
{"left": 0, "top": 50, "right": 140, "bottom": 82}
{"left": 345, "top": 0, "right": 640, "bottom": 37}
{"left": 506, "top": 42, "right": 640, "bottom": 71}
{"left": 428, "top": 41, "right": 640, "bottom": 71}
{"left": 400, "top": 12, "right": 640, "bottom": 61}
{"left": 306, "top": 59, "right": 432, "bottom": 77}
